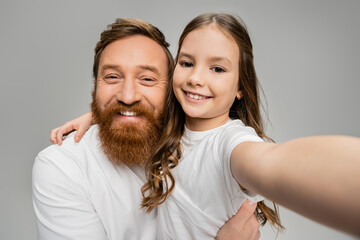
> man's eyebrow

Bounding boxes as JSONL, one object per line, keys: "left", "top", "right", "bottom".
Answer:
{"left": 100, "top": 64, "right": 160, "bottom": 75}
{"left": 100, "top": 64, "right": 120, "bottom": 74}
{"left": 138, "top": 65, "right": 160, "bottom": 75}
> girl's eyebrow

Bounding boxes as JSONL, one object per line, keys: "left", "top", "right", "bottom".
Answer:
{"left": 178, "top": 52, "right": 232, "bottom": 66}
{"left": 178, "top": 52, "right": 194, "bottom": 61}
{"left": 208, "top": 56, "right": 232, "bottom": 66}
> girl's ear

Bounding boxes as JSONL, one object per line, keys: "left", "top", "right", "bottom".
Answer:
{"left": 236, "top": 91, "right": 243, "bottom": 100}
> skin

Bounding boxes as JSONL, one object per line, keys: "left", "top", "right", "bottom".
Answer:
{"left": 217, "top": 200, "right": 261, "bottom": 240}
{"left": 173, "top": 24, "right": 242, "bottom": 131}
{"left": 96, "top": 35, "right": 168, "bottom": 124}
{"left": 231, "top": 137, "right": 360, "bottom": 236}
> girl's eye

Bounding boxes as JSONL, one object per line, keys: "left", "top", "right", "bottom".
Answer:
{"left": 179, "top": 61, "right": 193, "bottom": 68}
{"left": 211, "top": 66, "right": 226, "bottom": 73}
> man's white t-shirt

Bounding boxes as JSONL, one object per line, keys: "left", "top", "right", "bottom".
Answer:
{"left": 32, "top": 125, "right": 157, "bottom": 240}
{"left": 158, "top": 119, "right": 264, "bottom": 239}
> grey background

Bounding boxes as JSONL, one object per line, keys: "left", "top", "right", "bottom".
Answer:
{"left": 1, "top": 0, "right": 359, "bottom": 239}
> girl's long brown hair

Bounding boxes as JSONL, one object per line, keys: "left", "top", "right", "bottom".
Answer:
{"left": 141, "top": 13, "right": 283, "bottom": 231}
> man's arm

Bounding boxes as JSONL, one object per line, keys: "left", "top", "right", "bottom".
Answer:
{"left": 32, "top": 150, "right": 107, "bottom": 240}
{"left": 217, "top": 200, "right": 260, "bottom": 240}
{"left": 230, "top": 136, "right": 360, "bottom": 236}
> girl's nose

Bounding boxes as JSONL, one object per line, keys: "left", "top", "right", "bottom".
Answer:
{"left": 187, "top": 67, "right": 206, "bottom": 87}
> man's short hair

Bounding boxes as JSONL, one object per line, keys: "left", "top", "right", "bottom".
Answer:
{"left": 92, "top": 18, "right": 174, "bottom": 86}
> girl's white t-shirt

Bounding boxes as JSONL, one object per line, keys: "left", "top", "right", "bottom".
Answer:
{"left": 158, "top": 119, "right": 264, "bottom": 239}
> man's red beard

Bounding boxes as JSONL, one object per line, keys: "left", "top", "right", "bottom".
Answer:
{"left": 91, "top": 98, "right": 163, "bottom": 167}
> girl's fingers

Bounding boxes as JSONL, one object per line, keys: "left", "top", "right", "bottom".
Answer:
{"left": 50, "top": 112, "right": 93, "bottom": 145}
{"left": 50, "top": 128, "right": 59, "bottom": 144}
{"left": 74, "top": 125, "right": 87, "bottom": 142}
{"left": 56, "top": 122, "right": 75, "bottom": 145}
{"left": 56, "top": 127, "right": 64, "bottom": 146}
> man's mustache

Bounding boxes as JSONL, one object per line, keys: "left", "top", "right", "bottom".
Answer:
{"left": 102, "top": 102, "right": 155, "bottom": 122}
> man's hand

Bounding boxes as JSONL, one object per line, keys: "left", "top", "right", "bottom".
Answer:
{"left": 217, "top": 200, "right": 260, "bottom": 240}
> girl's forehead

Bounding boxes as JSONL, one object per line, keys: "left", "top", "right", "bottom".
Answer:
{"left": 180, "top": 24, "right": 239, "bottom": 59}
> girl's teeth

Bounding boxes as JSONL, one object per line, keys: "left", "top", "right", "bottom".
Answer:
{"left": 187, "top": 93, "right": 206, "bottom": 100}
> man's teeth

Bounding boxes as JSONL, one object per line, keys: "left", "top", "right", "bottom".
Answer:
{"left": 186, "top": 92, "right": 207, "bottom": 100}
{"left": 120, "top": 111, "right": 137, "bottom": 116}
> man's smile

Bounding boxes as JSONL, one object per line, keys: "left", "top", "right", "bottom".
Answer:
{"left": 119, "top": 110, "right": 137, "bottom": 116}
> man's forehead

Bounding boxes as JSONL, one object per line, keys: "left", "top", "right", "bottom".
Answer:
{"left": 99, "top": 36, "right": 168, "bottom": 74}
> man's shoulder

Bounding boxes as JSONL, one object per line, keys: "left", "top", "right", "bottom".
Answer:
{"left": 33, "top": 125, "right": 104, "bottom": 191}
{"left": 35, "top": 125, "right": 100, "bottom": 169}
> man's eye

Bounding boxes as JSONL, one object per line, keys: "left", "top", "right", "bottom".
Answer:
{"left": 105, "top": 75, "right": 118, "bottom": 79}
{"left": 179, "top": 61, "right": 193, "bottom": 68}
{"left": 103, "top": 75, "right": 120, "bottom": 83}
{"left": 140, "top": 76, "right": 157, "bottom": 86}
{"left": 211, "top": 66, "right": 226, "bottom": 73}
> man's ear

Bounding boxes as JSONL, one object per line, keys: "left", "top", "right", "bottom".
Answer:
{"left": 236, "top": 91, "right": 243, "bottom": 100}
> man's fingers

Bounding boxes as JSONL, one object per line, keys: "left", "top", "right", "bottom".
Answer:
{"left": 216, "top": 200, "right": 260, "bottom": 240}
{"left": 233, "top": 200, "right": 257, "bottom": 224}
{"left": 256, "top": 229, "right": 261, "bottom": 240}
{"left": 247, "top": 213, "right": 261, "bottom": 234}
{"left": 244, "top": 201, "right": 261, "bottom": 240}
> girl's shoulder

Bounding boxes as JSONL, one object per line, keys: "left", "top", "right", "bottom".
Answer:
{"left": 218, "top": 119, "right": 263, "bottom": 144}
{"left": 181, "top": 119, "right": 262, "bottom": 147}
{"left": 222, "top": 119, "right": 257, "bottom": 134}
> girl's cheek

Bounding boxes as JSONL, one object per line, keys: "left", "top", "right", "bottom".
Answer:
{"left": 172, "top": 73, "right": 183, "bottom": 87}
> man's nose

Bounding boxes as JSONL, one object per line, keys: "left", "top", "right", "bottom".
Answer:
{"left": 116, "top": 78, "right": 141, "bottom": 105}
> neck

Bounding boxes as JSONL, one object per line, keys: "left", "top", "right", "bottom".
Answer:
{"left": 185, "top": 115, "right": 230, "bottom": 131}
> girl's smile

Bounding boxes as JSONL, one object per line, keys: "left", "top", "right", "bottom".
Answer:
{"left": 173, "top": 23, "right": 242, "bottom": 131}
{"left": 183, "top": 90, "right": 212, "bottom": 102}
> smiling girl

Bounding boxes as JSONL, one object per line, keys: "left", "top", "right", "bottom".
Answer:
{"left": 51, "top": 13, "right": 360, "bottom": 238}
{"left": 140, "top": 14, "right": 283, "bottom": 239}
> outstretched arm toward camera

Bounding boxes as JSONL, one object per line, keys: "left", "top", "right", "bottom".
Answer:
{"left": 50, "top": 112, "right": 94, "bottom": 145}
{"left": 231, "top": 136, "right": 360, "bottom": 236}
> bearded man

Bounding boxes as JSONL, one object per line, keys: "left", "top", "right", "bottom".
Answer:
{"left": 33, "top": 18, "right": 260, "bottom": 240}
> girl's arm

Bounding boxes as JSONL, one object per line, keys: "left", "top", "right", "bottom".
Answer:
{"left": 50, "top": 112, "right": 94, "bottom": 145}
{"left": 230, "top": 136, "right": 360, "bottom": 237}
